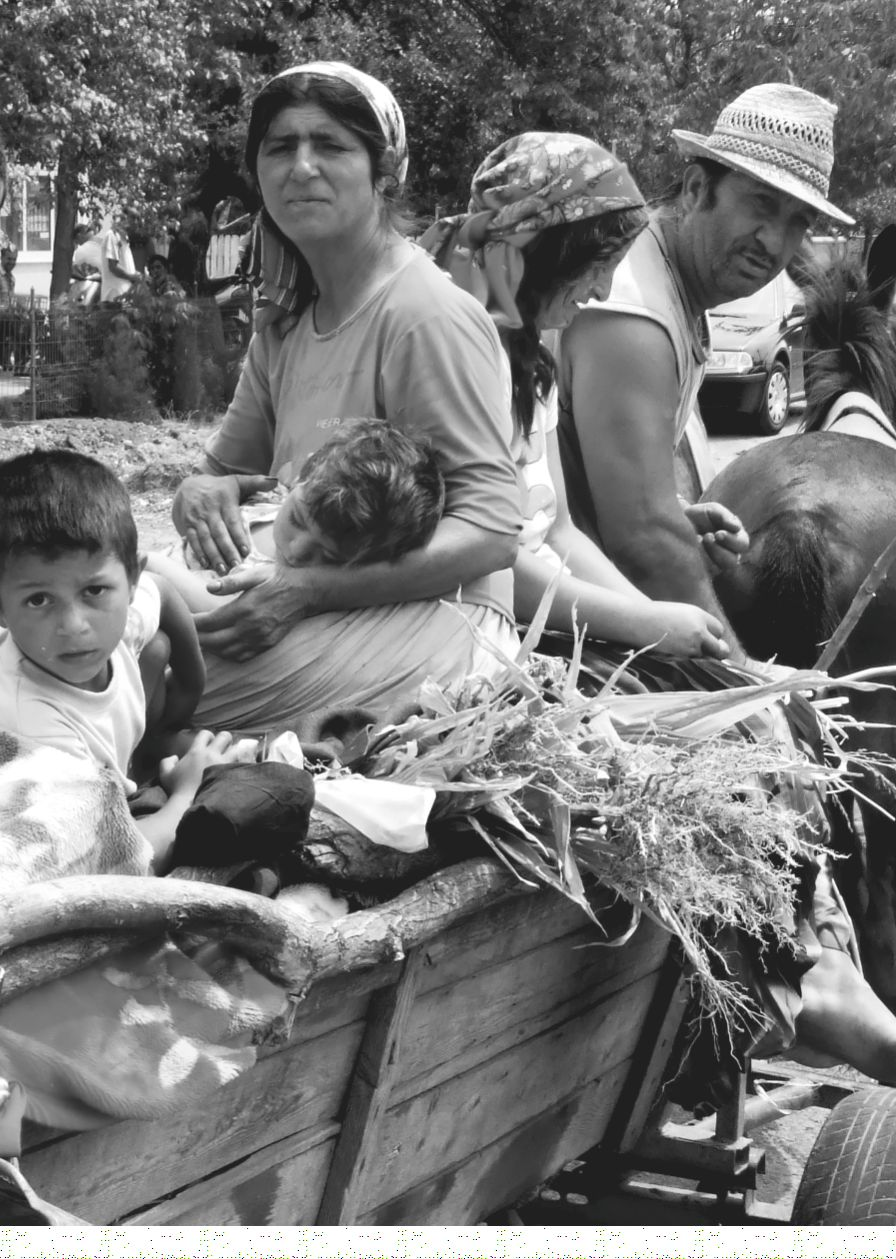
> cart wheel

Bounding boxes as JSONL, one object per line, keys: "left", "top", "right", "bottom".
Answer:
{"left": 792, "top": 1086, "right": 896, "bottom": 1223}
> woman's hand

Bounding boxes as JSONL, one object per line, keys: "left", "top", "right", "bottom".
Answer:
{"left": 647, "top": 602, "right": 730, "bottom": 660}
{"left": 172, "top": 472, "right": 277, "bottom": 575}
{"left": 684, "top": 501, "right": 750, "bottom": 572}
{"left": 194, "top": 565, "right": 316, "bottom": 661}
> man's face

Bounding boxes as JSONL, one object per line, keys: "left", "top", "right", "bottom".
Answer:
{"left": 685, "top": 169, "right": 816, "bottom": 306}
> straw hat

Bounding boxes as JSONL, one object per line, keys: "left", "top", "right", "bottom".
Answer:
{"left": 671, "top": 83, "right": 854, "bottom": 226}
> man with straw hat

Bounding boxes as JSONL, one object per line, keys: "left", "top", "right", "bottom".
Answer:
{"left": 557, "top": 83, "right": 854, "bottom": 659}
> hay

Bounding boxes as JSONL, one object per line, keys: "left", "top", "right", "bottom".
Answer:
{"left": 357, "top": 634, "right": 896, "bottom": 1036}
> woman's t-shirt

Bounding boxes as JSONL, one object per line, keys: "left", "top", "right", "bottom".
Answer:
{"left": 205, "top": 247, "right": 521, "bottom": 620}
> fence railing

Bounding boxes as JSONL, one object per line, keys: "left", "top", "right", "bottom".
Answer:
{"left": 0, "top": 285, "right": 251, "bottom": 423}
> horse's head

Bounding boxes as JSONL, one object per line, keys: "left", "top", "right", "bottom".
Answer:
{"left": 797, "top": 225, "right": 896, "bottom": 433}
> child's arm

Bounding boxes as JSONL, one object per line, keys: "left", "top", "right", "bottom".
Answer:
{"left": 147, "top": 569, "right": 207, "bottom": 731}
{"left": 136, "top": 729, "right": 235, "bottom": 874}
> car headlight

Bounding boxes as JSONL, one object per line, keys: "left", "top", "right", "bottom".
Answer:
{"left": 706, "top": 350, "right": 756, "bottom": 373}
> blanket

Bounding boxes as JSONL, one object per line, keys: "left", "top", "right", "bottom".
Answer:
{"left": 0, "top": 731, "right": 291, "bottom": 1131}
{"left": 0, "top": 729, "right": 153, "bottom": 887}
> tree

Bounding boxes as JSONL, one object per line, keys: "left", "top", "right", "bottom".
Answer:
{"left": 0, "top": 0, "right": 209, "bottom": 295}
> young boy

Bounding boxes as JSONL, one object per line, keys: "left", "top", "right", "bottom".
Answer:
{"left": 0, "top": 449, "right": 232, "bottom": 873}
{"left": 150, "top": 418, "right": 447, "bottom": 611}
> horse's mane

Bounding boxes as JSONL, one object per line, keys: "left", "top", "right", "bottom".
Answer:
{"left": 799, "top": 255, "right": 896, "bottom": 431}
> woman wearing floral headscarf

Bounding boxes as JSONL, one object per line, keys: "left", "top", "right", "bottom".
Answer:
{"left": 171, "top": 63, "right": 522, "bottom": 731}
{"left": 423, "top": 133, "right": 730, "bottom": 658}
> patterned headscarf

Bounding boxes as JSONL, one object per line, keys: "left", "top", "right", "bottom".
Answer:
{"left": 244, "top": 61, "right": 409, "bottom": 329}
{"left": 420, "top": 132, "right": 645, "bottom": 329}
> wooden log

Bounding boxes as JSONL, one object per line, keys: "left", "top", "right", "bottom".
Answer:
{"left": 0, "top": 858, "right": 522, "bottom": 1003}
{"left": 288, "top": 806, "right": 458, "bottom": 892}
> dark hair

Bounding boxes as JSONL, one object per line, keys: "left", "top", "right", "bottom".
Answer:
{"left": 508, "top": 206, "right": 649, "bottom": 438}
{"left": 296, "top": 418, "right": 445, "bottom": 564}
{"left": 245, "top": 73, "right": 407, "bottom": 226}
{"left": 0, "top": 450, "right": 139, "bottom": 583}
{"left": 147, "top": 253, "right": 170, "bottom": 269}
{"left": 652, "top": 156, "right": 733, "bottom": 209}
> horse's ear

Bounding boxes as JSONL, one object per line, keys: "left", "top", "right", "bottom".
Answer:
{"left": 866, "top": 223, "right": 896, "bottom": 312}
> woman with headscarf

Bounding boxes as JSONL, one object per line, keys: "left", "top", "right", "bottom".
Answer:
{"left": 172, "top": 62, "right": 522, "bottom": 732}
{"left": 422, "top": 133, "right": 729, "bottom": 659}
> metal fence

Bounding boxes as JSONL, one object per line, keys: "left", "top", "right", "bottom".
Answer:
{"left": 0, "top": 286, "right": 251, "bottom": 423}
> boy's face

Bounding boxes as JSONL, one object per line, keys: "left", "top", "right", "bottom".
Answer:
{"left": 0, "top": 548, "right": 135, "bottom": 691}
{"left": 272, "top": 484, "right": 350, "bottom": 568}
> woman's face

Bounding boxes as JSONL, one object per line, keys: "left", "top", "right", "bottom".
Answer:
{"left": 256, "top": 103, "right": 380, "bottom": 250}
{"left": 534, "top": 243, "right": 632, "bottom": 331}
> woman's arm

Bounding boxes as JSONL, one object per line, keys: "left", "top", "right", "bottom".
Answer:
{"left": 542, "top": 429, "right": 652, "bottom": 602}
{"left": 194, "top": 515, "right": 518, "bottom": 661}
{"left": 171, "top": 332, "right": 278, "bottom": 572}
{"left": 514, "top": 428, "right": 728, "bottom": 658}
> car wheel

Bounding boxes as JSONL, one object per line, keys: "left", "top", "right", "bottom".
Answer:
{"left": 758, "top": 360, "right": 790, "bottom": 435}
{"left": 792, "top": 1087, "right": 896, "bottom": 1223}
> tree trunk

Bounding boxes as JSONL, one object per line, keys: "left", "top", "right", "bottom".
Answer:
{"left": 50, "top": 144, "right": 80, "bottom": 300}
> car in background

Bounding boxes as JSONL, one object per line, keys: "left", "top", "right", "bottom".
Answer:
{"left": 698, "top": 271, "right": 806, "bottom": 435}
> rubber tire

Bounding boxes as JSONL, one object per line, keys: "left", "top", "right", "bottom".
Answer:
{"left": 792, "top": 1087, "right": 896, "bottom": 1223}
{"left": 757, "top": 360, "right": 790, "bottom": 435}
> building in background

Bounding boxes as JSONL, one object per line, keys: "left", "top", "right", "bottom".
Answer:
{"left": 0, "top": 167, "right": 53, "bottom": 299}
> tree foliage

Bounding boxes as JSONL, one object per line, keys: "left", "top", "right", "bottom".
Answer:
{"left": 2, "top": 0, "right": 896, "bottom": 297}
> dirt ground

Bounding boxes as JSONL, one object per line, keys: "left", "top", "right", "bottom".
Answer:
{"left": 0, "top": 415, "right": 215, "bottom": 551}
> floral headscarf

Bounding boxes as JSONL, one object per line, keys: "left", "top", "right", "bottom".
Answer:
{"left": 244, "top": 61, "right": 408, "bottom": 329}
{"left": 420, "top": 132, "right": 645, "bottom": 329}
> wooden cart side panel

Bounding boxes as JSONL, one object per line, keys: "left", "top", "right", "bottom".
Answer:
{"left": 396, "top": 920, "right": 668, "bottom": 1101}
{"left": 354, "top": 968, "right": 660, "bottom": 1216}
{"left": 20, "top": 1012, "right": 368, "bottom": 1224}
{"left": 120, "top": 1126, "right": 339, "bottom": 1226}
{"left": 360, "top": 1060, "right": 634, "bottom": 1224}
{"left": 412, "top": 889, "right": 601, "bottom": 993}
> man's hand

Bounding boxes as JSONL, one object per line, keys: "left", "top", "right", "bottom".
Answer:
{"left": 172, "top": 472, "right": 276, "bottom": 574}
{"left": 685, "top": 501, "right": 750, "bottom": 572}
{"left": 194, "top": 564, "right": 316, "bottom": 660}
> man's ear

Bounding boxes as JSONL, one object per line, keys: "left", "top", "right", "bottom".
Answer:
{"left": 680, "top": 163, "right": 712, "bottom": 213}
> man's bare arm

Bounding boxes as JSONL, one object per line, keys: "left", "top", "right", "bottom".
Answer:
{"left": 560, "top": 308, "right": 745, "bottom": 649}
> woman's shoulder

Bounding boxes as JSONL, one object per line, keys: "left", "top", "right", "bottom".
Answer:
{"left": 387, "top": 247, "right": 499, "bottom": 336}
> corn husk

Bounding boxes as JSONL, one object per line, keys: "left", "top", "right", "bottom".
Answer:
{"left": 351, "top": 603, "right": 896, "bottom": 1035}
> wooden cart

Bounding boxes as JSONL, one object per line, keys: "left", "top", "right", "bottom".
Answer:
{"left": 7, "top": 856, "right": 691, "bottom": 1225}
{"left": 7, "top": 855, "right": 892, "bottom": 1226}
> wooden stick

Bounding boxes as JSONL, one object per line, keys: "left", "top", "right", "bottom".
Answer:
{"left": 0, "top": 859, "right": 522, "bottom": 1005}
{"left": 814, "top": 531, "right": 896, "bottom": 672}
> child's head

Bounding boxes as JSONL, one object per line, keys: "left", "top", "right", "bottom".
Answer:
{"left": 273, "top": 418, "right": 446, "bottom": 567}
{"left": 0, "top": 450, "right": 139, "bottom": 690}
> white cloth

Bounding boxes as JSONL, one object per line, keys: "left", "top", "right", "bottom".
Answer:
{"left": 99, "top": 226, "right": 136, "bottom": 301}
{"left": 314, "top": 775, "right": 435, "bottom": 852}
{"left": 72, "top": 238, "right": 103, "bottom": 274}
{"left": 0, "top": 573, "right": 161, "bottom": 794}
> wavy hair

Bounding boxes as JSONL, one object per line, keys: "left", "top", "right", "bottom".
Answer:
{"left": 508, "top": 205, "right": 649, "bottom": 439}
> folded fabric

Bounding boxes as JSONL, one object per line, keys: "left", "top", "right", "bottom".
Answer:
{"left": 0, "top": 935, "right": 288, "bottom": 1131}
{"left": 171, "top": 761, "right": 315, "bottom": 868}
{"left": 314, "top": 775, "right": 435, "bottom": 853}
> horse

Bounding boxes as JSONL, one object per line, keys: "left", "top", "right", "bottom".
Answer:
{"left": 701, "top": 227, "right": 896, "bottom": 1007}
